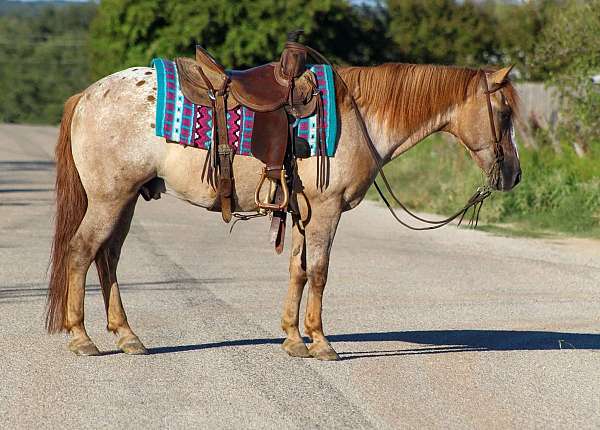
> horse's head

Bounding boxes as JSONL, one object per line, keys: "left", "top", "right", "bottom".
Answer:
{"left": 449, "top": 66, "right": 521, "bottom": 191}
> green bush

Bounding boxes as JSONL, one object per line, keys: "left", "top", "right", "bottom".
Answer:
{"left": 369, "top": 134, "right": 600, "bottom": 236}
{"left": 0, "top": 3, "right": 96, "bottom": 124}
{"left": 535, "top": 0, "right": 600, "bottom": 154}
{"left": 387, "top": 0, "right": 497, "bottom": 66}
{"left": 88, "top": 0, "right": 391, "bottom": 79}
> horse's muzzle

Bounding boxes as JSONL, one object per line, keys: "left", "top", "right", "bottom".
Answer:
{"left": 493, "top": 165, "right": 521, "bottom": 191}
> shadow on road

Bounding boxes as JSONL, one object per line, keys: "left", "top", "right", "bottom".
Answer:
{"left": 0, "top": 277, "right": 236, "bottom": 301}
{"left": 0, "top": 188, "right": 53, "bottom": 193}
{"left": 0, "top": 161, "right": 54, "bottom": 171}
{"left": 145, "top": 330, "right": 600, "bottom": 359}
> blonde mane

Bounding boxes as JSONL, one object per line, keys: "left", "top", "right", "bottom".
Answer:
{"left": 338, "top": 63, "right": 519, "bottom": 135}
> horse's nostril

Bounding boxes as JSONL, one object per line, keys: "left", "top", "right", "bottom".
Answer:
{"left": 514, "top": 171, "right": 522, "bottom": 186}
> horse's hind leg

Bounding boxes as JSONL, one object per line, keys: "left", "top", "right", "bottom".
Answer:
{"left": 66, "top": 197, "right": 134, "bottom": 356}
{"left": 95, "top": 198, "right": 147, "bottom": 355}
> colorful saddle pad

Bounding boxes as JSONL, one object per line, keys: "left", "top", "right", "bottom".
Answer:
{"left": 151, "top": 58, "right": 338, "bottom": 157}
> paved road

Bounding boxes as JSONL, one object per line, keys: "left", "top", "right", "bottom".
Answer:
{"left": 1, "top": 123, "right": 599, "bottom": 429}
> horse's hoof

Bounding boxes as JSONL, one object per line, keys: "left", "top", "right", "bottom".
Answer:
{"left": 282, "top": 338, "right": 311, "bottom": 358}
{"left": 118, "top": 335, "right": 148, "bottom": 355}
{"left": 308, "top": 342, "right": 340, "bottom": 361}
{"left": 68, "top": 338, "right": 101, "bottom": 356}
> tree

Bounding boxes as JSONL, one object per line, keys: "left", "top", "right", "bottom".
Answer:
{"left": 492, "top": 0, "right": 556, "bottom": 81}
{"left": 387, "top": 0, "right": 498, "bottom": 66}
{"left": 0, "top": 3, "right": 96, "bottom": 123}
{"left": 535, "top": 0, "right": 600, "bottom": 155}
{"left": 89, "top": 0, "right": 392, "bottom": 80}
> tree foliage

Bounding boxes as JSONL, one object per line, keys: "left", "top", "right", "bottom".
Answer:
{"left": 493, "top": 0, "right": 556, "bottom": 81}
{"left": 89, "top": 0, "right": 391, "bottom": 79}
{"left": 387, "top": 0, "right": 497, "bottom": 66}
{"left": 1, "top": 0, "right": 595, "bottom": 141}
{"left": 535, "top": 0, "right": 600, "bottom": 153}
{"left": 0, "top": 3, "right": 96, "bottom": 123}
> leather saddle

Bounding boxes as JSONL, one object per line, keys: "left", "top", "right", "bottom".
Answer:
{"left": 174, "top": 32, "right": 324, "bottom": 240}
{"left": 177, "top": 48, "right": 318, "bottom": 115}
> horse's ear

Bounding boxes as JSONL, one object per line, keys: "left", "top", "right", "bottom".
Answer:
{"left": 489, "top": 65, "right": 514, "bottom": 87}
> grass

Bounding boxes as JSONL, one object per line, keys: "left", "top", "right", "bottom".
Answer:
{"left": 367, "top": 134, "right": 600, "bottom": 238}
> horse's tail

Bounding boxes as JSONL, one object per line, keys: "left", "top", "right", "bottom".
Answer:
{"left": 46, "top": 93, "right": 86, "bottom": 333}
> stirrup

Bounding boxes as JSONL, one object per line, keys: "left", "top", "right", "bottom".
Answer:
{"left": 254, "top": 167, "right": 289, "bottom": 212}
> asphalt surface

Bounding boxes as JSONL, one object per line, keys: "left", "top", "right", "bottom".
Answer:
{"left": 1, "top": 123, "right": 599, "bottom": 429}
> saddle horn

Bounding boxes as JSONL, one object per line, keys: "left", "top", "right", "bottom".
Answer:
{"left": 280, "top": 29, "right": 308, "bottom": 80}
{"left": 287, "top": 29, "right": 304, "bottom": 42}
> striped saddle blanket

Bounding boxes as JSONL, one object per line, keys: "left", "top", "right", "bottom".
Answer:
{"left": 151, "top": 58, "right": 338, "bottom": 157}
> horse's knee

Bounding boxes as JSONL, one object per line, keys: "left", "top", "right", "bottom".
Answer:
{"left": 289, "top": 263, "right": 307, "bottom": 284}
{"left": 308, "top": 268, "right": 327, "bottom": 291}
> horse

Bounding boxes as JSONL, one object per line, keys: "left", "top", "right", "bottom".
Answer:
{"left": 45, "top": 62, "right": 521, "bottom": 360}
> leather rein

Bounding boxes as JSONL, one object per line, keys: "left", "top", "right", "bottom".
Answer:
{"left": 308, "top": 44, "right": 504, "bottom": 231}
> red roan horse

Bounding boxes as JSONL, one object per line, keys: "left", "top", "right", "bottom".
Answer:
{"left": 46, "top": 63, "right": 520, "bottom": 359}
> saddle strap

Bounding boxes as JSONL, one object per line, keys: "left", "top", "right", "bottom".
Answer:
{"left": 215, "top": 90, "right": 233, "bottom": 223}
{"left": 269, "top": 186, "right": 288, "bottom": 254}
{"left": 191, "top": 61, "right": 234, "bottom": 222}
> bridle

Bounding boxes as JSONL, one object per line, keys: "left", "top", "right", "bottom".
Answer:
{"left": 480, "top": 69, "right": 507, "bottom": 167}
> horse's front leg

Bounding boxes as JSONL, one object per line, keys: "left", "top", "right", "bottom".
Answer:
{"left": 281, "top": 215, "right": 311, "bottom": 358}
{"left": 303, "top": 201, "right": 342, "bottom": 361}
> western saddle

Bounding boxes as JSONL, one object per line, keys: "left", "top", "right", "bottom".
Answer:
{"left": 175, "top": 31, "right": 325, "bottom": 252}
